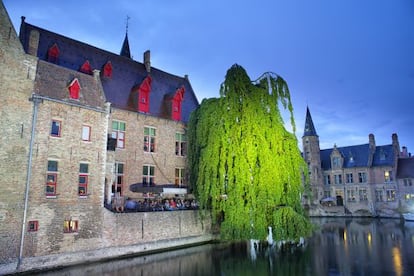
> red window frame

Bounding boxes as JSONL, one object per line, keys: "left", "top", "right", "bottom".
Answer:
{"left": 47, "top": 43, "right": 59, "bottom": 64}
{"left": 28, "top": 220, "right": 39, "bottom": 232}
{"left": 79, "top": 175, "right": 88, "bottom": 196}
{"left": 46, "top": 173, "right": 57, "bottom": 196}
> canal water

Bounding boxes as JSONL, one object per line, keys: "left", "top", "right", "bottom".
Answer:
{"left": 30, "top": 217, "right": 414, "bottom": 276}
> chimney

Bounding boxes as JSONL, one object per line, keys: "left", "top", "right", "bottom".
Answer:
{"left": 144, "top": 50, "right": 151, "bottom": 73}
{"left": 392, "top": 133, "right": 400, "bottom": 158}
{"left": 369, "top": 134, "right": 376, "bottom": 152}
{"left": 28, "top": 29, "right": 40, "bottom": 56}
{"left": 401, "top": 146, "right": 408, "bottom": 157}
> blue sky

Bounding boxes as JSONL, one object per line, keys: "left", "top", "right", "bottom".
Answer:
{"left": 4, "top": 0, "right": 414, "bottom": 153}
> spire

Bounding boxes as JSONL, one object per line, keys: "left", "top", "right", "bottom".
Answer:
{"left": 120, "top": 16, "right": 131, "bottom": 58}
{"left": 303, "top": 106, "right": 318, "bottom": 137}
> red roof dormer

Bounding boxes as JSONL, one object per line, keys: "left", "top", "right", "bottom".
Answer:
{"left": 68, "top": 78, "right": 81, "bottom": 100}
{"left": 172, "top": 86, "right": 185, "bottom": 121}
{"left": 137, "top": 76, "right": 152, "bottom": 113}
{"left": 47, "top": 43, "right": 60, "bottom": 64}
{"left": 102, "top": 61, "right": 112, "bottom": 78}
{"left": 79, "top": 60, "right": 92, "bottom": 75}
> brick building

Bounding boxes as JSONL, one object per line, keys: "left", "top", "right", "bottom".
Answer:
{"left": 303, "top": 107, "right": 414, "bottom": 217}
{"left": 0, "top": 1, "right": 206, "bottom": 270}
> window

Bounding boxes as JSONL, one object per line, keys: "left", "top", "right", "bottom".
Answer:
{"left": 175, "top": 168, "right": 185, "bottom": 187}
{"left": 63, "top": 219, "right": 78, "bottom": 233}
{"left": 142, "top": 165, "right": 155, "bottom": 186}
{"left": 386, "top": 189, "right": 396, "bottom": 201}
{"left": 111, "top": 121, "right": 126, "bottom": 149}
{"left": 28, "top": 221, "right": 38, "bottom": 232}
{"left": 324, "top": 175, "right": 331, "bottom": 185}
{"left": 102, "top": 61, "right": 113, "bottom": 78}
{"left": 346, "top": 173, "right": 353, "bottom": 184}
{"left": 358, "top": 172, "right": 367, "bottom": 183}
{"left": 79, "top": 60, "right": 92, "bottom": 75}
{"left": 47, "top": 43, "right": 59, "bottom": 63}
{"left": 175, "top": 132, "right": 187, "bottom": 156}
{"left": 323, "top": 191, "right": 331, "bottom": 198}
{"left": 375, "top": 190, "right": 384, "bottom": 202}
{"left": 82, "top": 125, "right": 91, "bottom": 141}
{"left": 113, "top": 162, "right": 124, "bottom": 194}
{"left": 79, "top": 163, "right": 89, "bottom": 196}
{"left": 68, "top": 78, "right": 81, "bottom": 99}
{"left": 359, "top": 188, "right": 368, "bottom": 201}
{"left": 51, "top": 120, "right": 61, "bottom": 137}
{"left": 46, "top": 160, "right": 58, "bottom": 196}
{"left": 332, "top": 157, "right": 341, "bottom": 169}
{"left": 138, "top": 76, "right": 152, "bottom": 113}
{"left": 384, "top": 171, "right": 393, "bottom": 182}
{"left": 171, "top": 86, "right": 185, "bottom": 121}
{"left": 334, "top": 174, "right": 342, "bottom": 184}
{"left": 347, "top": 189, "right": 356, "bottom": 201}
{"left": 144, "top": 127, "right": 156, "bottom": 152}
{"left": 404, "top": 179, "right": 413, "bottom": 186}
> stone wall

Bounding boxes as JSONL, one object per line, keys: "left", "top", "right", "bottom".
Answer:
{"left": 0, "top": 1, "right": 37, "bottom": 264}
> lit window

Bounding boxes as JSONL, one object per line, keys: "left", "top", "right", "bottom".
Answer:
{"left": 51, "top": 120, "right": 61, "bottom": 137}
{"left": 113, "top": 162, "right": 124, "bottom": 194}
{"left": 28, "top": 221, "right": 38, "bottom": 232}
{"left": 82, "top": 125, "right": 91, "bottom": 141}
{"left": 143, "top": 165, "right": 155, "bottom": 186}
{"left": 46, "top": 160, "right": 58, "bottom": 196}
{"left": 175, "top": 168, "right": 185, "bottom": 186}
{"left": 144, "top": 127, "right": 156, "bottom": 152}
{"left": 111, "top": 121, "right": 126, "bottom": 149}
{"left": 63, "top": 219, "right": 78, "bottom": 233}
{"left": 175, "top": 132, "right": 187, "bottom": 156}
{"left": 384, "top": 171, "right": 393, "bottom": 182}
{"left": 79, "top": 163, "right": 89, "bottom": 196}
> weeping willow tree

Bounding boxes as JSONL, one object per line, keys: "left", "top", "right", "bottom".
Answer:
{"left": 188, "top": 64, "right": 313, "bottom": 242}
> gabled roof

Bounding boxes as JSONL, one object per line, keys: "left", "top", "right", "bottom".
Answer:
{"left": 34, "top": 60, "right": 107, "bottom": 110}
{"left": 397, "top": 157, "right": 414, "bottom": 178}
{"left": 320, "top": 143, "right": 395, "bottom": 170}
{"left": 19, "top": 20, "right": 199, "bottom": 123}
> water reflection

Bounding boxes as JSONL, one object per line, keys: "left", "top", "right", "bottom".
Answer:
{"left": 29, "top": 218, "right": 414, "bottom": 276}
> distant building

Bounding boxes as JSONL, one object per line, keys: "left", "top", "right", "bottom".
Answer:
{"left": 302, "top": 107, "right": 414, "bottom": 217}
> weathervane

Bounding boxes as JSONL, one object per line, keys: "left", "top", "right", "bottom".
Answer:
{"left": 126, "top": 15, "right": 130, "bottom": 34}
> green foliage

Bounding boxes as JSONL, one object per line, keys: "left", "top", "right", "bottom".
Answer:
{"left": 188, "top": 64, "right": 311, "bottom": 242}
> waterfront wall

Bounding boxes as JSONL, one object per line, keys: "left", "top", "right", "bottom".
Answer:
{"left": 0, "top": 209, "right": 213, "bottom": 275}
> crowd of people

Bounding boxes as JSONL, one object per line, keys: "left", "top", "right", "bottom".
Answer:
{"left": 110, "top": 193, "right": 198, "bottom": 213}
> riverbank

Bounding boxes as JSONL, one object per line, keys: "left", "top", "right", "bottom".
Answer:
{"left": 1, "top": 234, "right": 216, "bottom": 275}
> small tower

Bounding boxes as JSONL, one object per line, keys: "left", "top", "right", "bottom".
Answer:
{"left": 302, "top": 107, "right": 323, "bottom": 204}
{"left": 120, "top": 16, "right": 131, "bottom": 59}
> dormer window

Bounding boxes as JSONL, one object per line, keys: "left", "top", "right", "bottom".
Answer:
{"left": 171, "top": 86, "right": 185, "bottom": 121}
{"left": 47, "top": 43, "right": 60, "bottom": 64}
{"left": 102, "top": 61, "right": 112, "bottom": 78}
{"left": 138, "top": 76, "right": 152, "bottom": 113}
{"left": 79, "top": 60, "right": 92, "bottom": 75}
{"left": 68, "top": 78, "right": 81, "bottom": 100}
